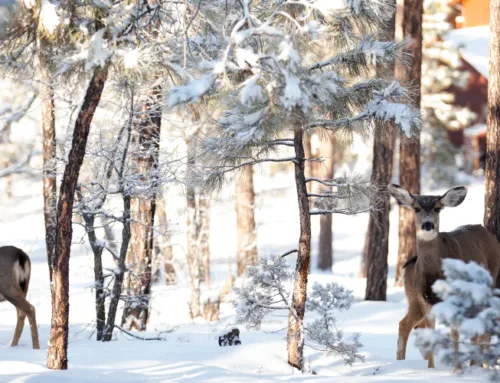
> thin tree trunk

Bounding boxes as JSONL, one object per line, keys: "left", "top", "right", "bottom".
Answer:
{"left": 317, "top": 139, "right": 334, "bottom": 271}
{"left": 47, "top": 64, "right": 109, "bottom": 370}
{"left": 235, "top": 164, "right": 258, "bottom": 276}
{"left": 39, "top": 40, "right": 57, "bottom": 285}
{"left": 156, "top": 193, "right": 176, "bottom": 285}
{"left": 121, "top": 87, "right": 161, "bottom": 331}
{"left": 186, "top": 139, "right": 201, "bottom": 319}
{"left": 396, "top": 0, "right": 423, "bottom": 286}
{"left": 102, "top": 113, "right": 133, "bottom": 343}
{"left": 287, "top": 125, "right": 311, "bottom": 371}
{"left": 485, "top": 1, "right": 500, "bottom": 243}
{"left": 198, "top": 195, "right": 211, "bottom": 286}
{"left": 303, "top": 134, "right": 312, "bottom": 193}
{"left": 364, "top": 7, "right": 396, "bottom": 300}
{"left": 81, "top": 213, "right": 106, "bottom": 340}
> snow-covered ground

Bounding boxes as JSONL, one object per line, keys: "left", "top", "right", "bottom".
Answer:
{"left": 0, "top": 172, "right": 490, "bottom": 382}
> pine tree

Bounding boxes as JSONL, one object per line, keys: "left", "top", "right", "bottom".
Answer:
{"left": 396, "top": 0, "right": 424, "bottom": 286}
{"left": 421, "top": 0, "right": 475, "bottom": 189}
{"left": 168, "top": 0, "right": 420, "bottom": 371}
{"left": 485, "top": 0, "right": 500, "bottom": 242}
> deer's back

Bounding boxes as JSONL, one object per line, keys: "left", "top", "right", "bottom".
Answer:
{"left": 442, "top": 225, "right": 500, "bottom": 277}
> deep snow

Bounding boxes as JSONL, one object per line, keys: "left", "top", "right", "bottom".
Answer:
{"left": 0, "top": 171, "right": 491, "bottom": 382}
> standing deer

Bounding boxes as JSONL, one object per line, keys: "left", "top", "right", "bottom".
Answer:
{"left": 388, "top": 184, "right": 500, "bottom": 369}
{"left": 0, "top": 246, "right": 40, "bottom": 349}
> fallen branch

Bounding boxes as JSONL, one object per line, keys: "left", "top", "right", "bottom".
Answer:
{"left": 114, "top": 324, "right": 178, "bottom": 341}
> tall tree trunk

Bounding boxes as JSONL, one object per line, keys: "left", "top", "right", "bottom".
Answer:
{"left": 365, "top": 132, "right": 395, "bottom": 300}
{"left": 317, "top": 139, "right": 334, "bottom": 271}
{"left": 395, "top": 0, "right": 423, "bottom": 286}
{"left": 198, "top": 195, "right": 211, "bottom": 285}
{"left": 121, "top": 87, "right": 162, "bottom": 331}
{"left": 485, "top": 1, "right": 500, "bottom": 243}
{"left": 235, "top": 164, "right": 258, "bottom": 276}
{"left": 287, "top": 124, "right": 311, "bottom": 371}
{"left": 303, "top": 134, "right": 312, "bottom": 193}
{"left": 39, "top": 40, "right": 57, "bottom": 284}
{"left": 47, "top": 64, "right": 109, "bottom": 370}
{"left": 364, "top": 6, "right": 396, "bottom": 300}
{"left": 186, "top": 139, "right": 201, "bottom": 319}
{"left": 81, "top": 214, "right": 106, "bottom": 340}
{"left": 102, "top": 117, "right": 133, "bottom": 342}
{"left": 155, "top": 193, "right": 176, "bottom": 285}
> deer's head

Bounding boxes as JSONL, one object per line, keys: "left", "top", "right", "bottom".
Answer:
{"left": 388, "top": 184, "right": 468, "bottom": 241}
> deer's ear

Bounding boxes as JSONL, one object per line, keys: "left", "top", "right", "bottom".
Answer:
{"left": 388, "top": 184, "right": 414, "bottom": 206}
{"left": 440, "top": 186, "right": 467, "bottom": 207}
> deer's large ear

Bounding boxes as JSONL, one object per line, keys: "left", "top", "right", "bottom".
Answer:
{"left": 440, "top": 186, "right": 467, "bottom": 207}
{"left": 388, "top": 184, "right": 414, "bottom": 206}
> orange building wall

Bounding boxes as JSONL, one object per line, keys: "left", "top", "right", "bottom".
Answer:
{"left": 461, "top": 0, "right": 490, "bottom": 27}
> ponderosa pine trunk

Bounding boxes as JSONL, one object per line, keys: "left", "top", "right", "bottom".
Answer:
{"left": 365, "top": 129, "right": 395, "bottom": 300}
{"left": 156, "top": 193, "right": 176, "bottom": 285}
{"left": 317, "top": 139, "right": 334, "bottom": 271}
{"left": 186, "top": 139, "right": 201, "bottom": 319}
{"left": 303, "top": 134, "right": 312, "bottom": 193}
{"left": 395, "top": 0, "right": 423, "bottom": 286}
{"left": 364, "top": 7, "right": 396, "bottom": 301}
{"left": 287, "top": 124, "right": 311, "bottom": 371}
{"left": 121, "top": 87, "right": 161, "bottom": 331}
{"left": 235, "top": 164, "right": 258, "bottom": 276}
{"left": 485, "top": 1, "right": 500, "bottom": 243}
{"left": 39, "top": 40, "right": 57, "bottom": 284}
{"left": 47, "top": 64, "right": 109, "bottom": 370}
{"left": 198, "top": 195, "right": 211, "bottom": 286}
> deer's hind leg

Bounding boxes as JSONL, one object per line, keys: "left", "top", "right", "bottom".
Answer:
{"left": 397, "top": 303, "right": 425, "bottom": 361}
{"left": 4, "top": 288, "right": 39, "bottom": 350}
{"left": 10, "top": 308, "right": 26, "bottom": 347}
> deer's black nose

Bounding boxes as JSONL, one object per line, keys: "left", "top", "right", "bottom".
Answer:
{"left": 421, "top": 222, "right": 435, "bottom": 231}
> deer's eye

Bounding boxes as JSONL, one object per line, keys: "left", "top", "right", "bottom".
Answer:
{"left": 434, "top": 208, "right": 441, "bottom": 213}
{"left": 414, "top": 207, "right": 421, "bottom": 213}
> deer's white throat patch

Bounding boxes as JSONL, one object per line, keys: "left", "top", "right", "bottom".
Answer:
{"left": 417, "top": 230, "right": 438, "bottom": 241}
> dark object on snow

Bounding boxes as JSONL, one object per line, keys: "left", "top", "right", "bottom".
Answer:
{"left": 218, "top": 328, "right": 241, "bottom": 346}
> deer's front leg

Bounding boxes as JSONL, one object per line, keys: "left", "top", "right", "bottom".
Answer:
{"left": 397, "top": 307, "right": 424, "bottom": 361}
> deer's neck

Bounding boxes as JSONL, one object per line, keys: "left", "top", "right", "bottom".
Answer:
{"left": 416, "top": 234, "right": 443, "bottom": 272}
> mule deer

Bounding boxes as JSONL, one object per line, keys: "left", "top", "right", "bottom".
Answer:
{"left": 0, "top": 246, "right": 40, "bottom": 349}
{"left": 388, "top": 184, "right": 500, "bottom": 369}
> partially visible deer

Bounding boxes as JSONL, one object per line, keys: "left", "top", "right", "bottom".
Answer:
{"left": 388, "top": 184, "right": 500, "bottom": 369}
{"left": 0, "top": 246, "right": 40, "bottom": 349}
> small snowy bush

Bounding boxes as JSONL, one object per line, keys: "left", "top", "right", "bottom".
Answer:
{"left": 415, "top": 259, "right": 500, "bottom": 380}
{"left": 234, "top": 255, "right": 363, "bottom": 367}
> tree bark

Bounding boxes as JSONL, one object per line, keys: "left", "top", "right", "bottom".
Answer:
{"left": 39, "top": 40, "right": 57, "bottom": 284}
{"left": 102, "top": 118, "right": 133, "bottom": 343}
{"left": 317, "top": 139, "right": 334, "bottom": 271}
{"left": 396, "top": 0, "right": 423, "bottom": 286}
{"left": 287, "top": 124, "right": 311, "bottom": 371}
{"left": 81, "top": 213, "right": 106, "bottom": 340}
{"left": 235, "top": 164, "right": 258, "bottom": 276}
{"left": 364, "top": 6, "right": 396, "bottom": 300}
{"left": 485, "top": 1, "right": 500, "bottom": 243}
{"left": 121, "top": 87, "right": 162, "bottom": 331}
{"left": 47, "top": 64, "right": 109, "bottom": 370}
{"left": 303, "top": 134, "right": 313, "bottom": 193}
{"left": 365, "top": 132, "right": 395, "bottom": 300}
{"left": 185, "top": 139, "right": 201, "bottom": 319}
